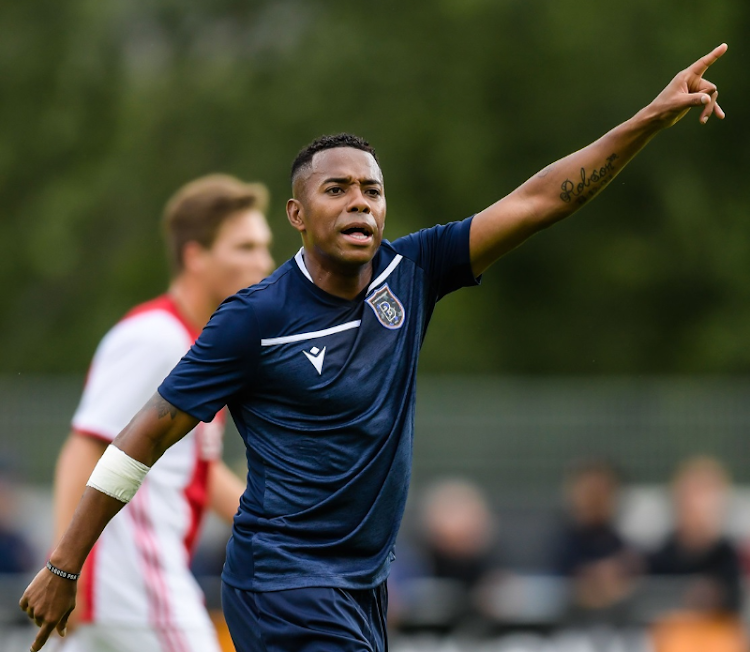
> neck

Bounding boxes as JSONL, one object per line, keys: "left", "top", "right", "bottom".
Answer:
{"left": 677, "top": 523, "right": 719, "bottom": 552}
{"left": 302, "top": 251, "right": 372, "bottom": 301}
{"left": 168, "top": 276, "right": 215, "bottom": 330}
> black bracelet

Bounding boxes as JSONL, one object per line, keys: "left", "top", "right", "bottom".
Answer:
{"left": 46, "top": 560, "right": 81, "bottom": 581}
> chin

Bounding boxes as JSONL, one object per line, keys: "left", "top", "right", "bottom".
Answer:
{"left": 340, "top": 249, "right": 376, "bottom": 267}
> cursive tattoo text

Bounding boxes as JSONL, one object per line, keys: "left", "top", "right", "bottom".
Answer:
{"left": 560, "top": 153, "right": 618, "bottom": 205}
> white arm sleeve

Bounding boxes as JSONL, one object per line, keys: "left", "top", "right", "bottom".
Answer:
{"left": 72, "top": 311, "right": 191, "bottom": 441}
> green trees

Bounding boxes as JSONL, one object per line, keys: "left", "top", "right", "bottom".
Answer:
{"left": 1, "top": 0, "right": 747, "bottom": 373}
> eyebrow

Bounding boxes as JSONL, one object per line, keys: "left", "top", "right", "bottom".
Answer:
{"left": 322, "top": 177, "right": 382, "bottom": 186}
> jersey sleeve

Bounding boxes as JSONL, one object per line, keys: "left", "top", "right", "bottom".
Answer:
{"left": 158, "top": 294, "right": 261, "bottom": 422}
{"left": 72, "top": 313, "right": 190, "bottom": 441}
{"left": 391, "top": 216, "right": 480, "bottom": 300}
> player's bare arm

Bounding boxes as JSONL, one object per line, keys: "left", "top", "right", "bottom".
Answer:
{"left": 470, "top": 43, "right": 727, "bottom": 276}
{"left": 54, "top": 435, "right": 107, "bottom": 544}
{"left": 20, "top": 393, "right": 197, "bottom": 652}
{"left": 51, "top": 433, "right": 108, "bottom": 632}
{"left": 119, "top": 393, "right": 199, "bottom": 464}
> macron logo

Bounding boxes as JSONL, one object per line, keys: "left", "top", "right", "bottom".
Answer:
{"left": 303, "top": 346, "right": 326, "bottom": 375}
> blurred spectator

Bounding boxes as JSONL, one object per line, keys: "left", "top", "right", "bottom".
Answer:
{"left": 389, "top": 479, "right": 502, "bottom": 633}
{"left": 551, "top": 458, "right": 639, "bottom": 625}
{"left": 0, "top": 462, "right": 37, "bottom": 630}
{"left": 648, "top": 456, "right": 743, "bottom": 615}
{"left": 0, "top": 464, "right": 36, "bottom": 575}
{"left": 648, "top": 456, "right": 748, "bottom": 652}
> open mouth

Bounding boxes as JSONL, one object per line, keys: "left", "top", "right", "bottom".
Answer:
{"left": 341, "top": 225, "right": 373, "bottom": 241}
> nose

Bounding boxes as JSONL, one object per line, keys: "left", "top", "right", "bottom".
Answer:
{"left": 347, "top": 187, "right": 371, "bottom": 213}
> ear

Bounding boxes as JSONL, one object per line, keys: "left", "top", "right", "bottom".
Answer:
{"left": 182, "top": 240, "right": 208, "bottom": 273}
{"left": 286, "top": 198, "right": 305, "bottom": 233}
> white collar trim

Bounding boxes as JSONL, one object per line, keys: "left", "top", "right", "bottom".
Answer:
{"left": 294, "top": 248, "right": 403, "bottom": 295}
{"left": 294, "top": 248, "right": 314, "bottom": 283}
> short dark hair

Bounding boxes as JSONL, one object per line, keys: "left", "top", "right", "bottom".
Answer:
{"left": 567, "top": 457, "right": 623, "bottom": 485}
{"left": 163, "top": 174, "right": 269, "bottom": 275}
{"left": 290, "top": 133, "right": 378, "bottom": 182}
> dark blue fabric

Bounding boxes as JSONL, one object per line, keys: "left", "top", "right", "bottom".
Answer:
{"left": 159, "top": 217, "right": 479, "bottom": 592}
{"left": 221, "top": 582, "right": 388, "bottom": 652}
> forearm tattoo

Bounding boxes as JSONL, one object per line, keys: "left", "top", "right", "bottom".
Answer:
{"left": 560, "top": 153, "right": 618, "bottom": 205}
{"left": 146, "top": 394, "right": 178, "bottom": 420}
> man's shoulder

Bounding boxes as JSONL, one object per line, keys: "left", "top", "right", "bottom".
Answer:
{"left": 377, "top": 236, "right": 416, "bottom": 266}
{"left": 120, "top": 294, "right": 199, "bottom": 339}
{"left": 388, "top": 217, "right": 474, "bottom": 258}
{"left": 209, "top": 262, "right": 301, "bottom": 339}
{"left": 232, "top": 260, "right": 298, "bottom": 310}
{"left": 99, "top": 298, "right": 190, "bottom": 357}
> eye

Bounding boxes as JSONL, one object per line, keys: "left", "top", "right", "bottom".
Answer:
{"left": 366, "top": 188, "right": 382, "bottom": 197}
{"left": 326, "top": 186, "right": 344, "bottom": 195}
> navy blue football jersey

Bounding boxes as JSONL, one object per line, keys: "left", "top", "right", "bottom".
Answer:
{"left": 158, "top": 217, "right": 479, "bottom": 591}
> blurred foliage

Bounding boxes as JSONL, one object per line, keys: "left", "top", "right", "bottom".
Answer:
{"left": 0, "top": 0, "right": 748, "bottom": 373}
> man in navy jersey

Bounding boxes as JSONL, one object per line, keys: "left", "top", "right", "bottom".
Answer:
{"left": 22, "top": 44, "right": 727, "bottom": 652}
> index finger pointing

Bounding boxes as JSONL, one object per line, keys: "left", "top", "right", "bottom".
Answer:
{"left": 31, "top": 623, "right": 55, "bottom": 652}
{"left": 690, "top": 43, "right": 728, "bottom": 76}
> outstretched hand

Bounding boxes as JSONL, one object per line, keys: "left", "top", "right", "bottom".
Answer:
{"left": 19, "top": 568, "right": 76, "bottom": 651}
{"left": 649, "top": 43, "right": 727, "bottom": 128}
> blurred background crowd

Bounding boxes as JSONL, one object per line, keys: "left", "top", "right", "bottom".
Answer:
{"left": 4, "top": 379, "right": 750, "bottom": 652}
{"left": 2, "top": 0, "right": 750, "bottom": 651}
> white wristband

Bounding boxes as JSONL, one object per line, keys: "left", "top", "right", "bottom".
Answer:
{"left": 86, "top": 445, "right": 151, "bottom": 503}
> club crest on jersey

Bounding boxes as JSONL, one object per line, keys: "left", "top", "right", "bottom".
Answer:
{"left": 366, "top": 284, "right": 405, "bottom": 329}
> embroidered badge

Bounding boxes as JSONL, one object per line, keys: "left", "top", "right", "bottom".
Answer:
{"left": 366, "top": 284, "right": 405, "bottom": 329}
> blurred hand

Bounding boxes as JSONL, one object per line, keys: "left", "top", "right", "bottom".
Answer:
{"left": 647, "top": 43, "right": 727, "bottom": 128}
{"left": 19, "top": 567, "right": 77, "bottom": 651}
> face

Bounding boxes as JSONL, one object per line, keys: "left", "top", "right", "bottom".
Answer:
{"left": 196, "top": 209, "right": 274, "bottom": 306}
{"left": 287, "top": 147, "right": 386, "bottom": 272}
{"left": 674, "top": 468, "right": 726, "bottom": 537}
{"left": 569, "top": 471, "right": 618, "bottom": 525}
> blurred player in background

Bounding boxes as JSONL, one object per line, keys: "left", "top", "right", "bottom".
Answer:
{"left": 22, "top": 44, "right": 727, "bottom": 652}
{"left": 52, "top": 174, "right": 273, "bottom": 652}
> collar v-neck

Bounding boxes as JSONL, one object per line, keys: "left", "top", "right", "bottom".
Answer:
{"left": 294, "top": 247, "right": 403, "bottom": 301}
